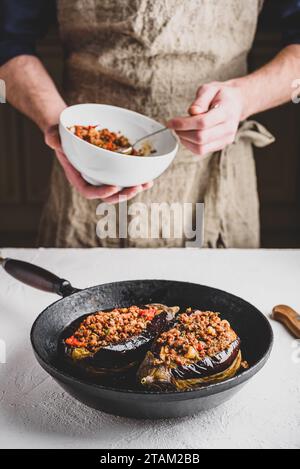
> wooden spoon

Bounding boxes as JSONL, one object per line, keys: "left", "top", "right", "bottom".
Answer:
{"left": 272, "top": 305, "right": 300, "bottom": 338}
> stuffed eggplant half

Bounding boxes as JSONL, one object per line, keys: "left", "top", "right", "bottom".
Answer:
{"left": 62, "top": 304, "right": 179, "bottom": 376}
{"left": 138, "top": 309, "right": 247, "bottom": 391}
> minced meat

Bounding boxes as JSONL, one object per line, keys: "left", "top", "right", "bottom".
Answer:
{"left": 155, "top": 309, "right": 237, "bottom": 367}
{"left": 65, "top": 305, "right": 160, "bottom": 353}
{"left": 68, "top": 125, "right": 144, "bottom": 155}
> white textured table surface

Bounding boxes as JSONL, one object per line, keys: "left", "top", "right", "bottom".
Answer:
{"left": 0, "top": 248, "right": 299, "bottom": 449}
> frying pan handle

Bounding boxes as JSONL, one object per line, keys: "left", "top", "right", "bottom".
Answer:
{"left": 0, "top": 257, "right": 79, "bottom": 297}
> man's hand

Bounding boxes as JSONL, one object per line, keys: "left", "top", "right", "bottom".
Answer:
{"left": 45, "top": 126, "right": 153, "bottom": 204}
{"left": 167, "top": 81, "right": 244, "bottom": 156}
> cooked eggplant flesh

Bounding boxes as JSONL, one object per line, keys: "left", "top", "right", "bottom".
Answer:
{"left": 138, "top": 309, "right": 245, "bottom": 390}
{"left": 62, "top": 304, "right": 179, "bottom": 374}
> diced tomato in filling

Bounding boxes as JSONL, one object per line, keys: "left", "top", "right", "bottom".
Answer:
{"left": 155, "top": 310, "right": 237, "bottom": 367}
{"left": 138, "top": 308, "right": 157, "bottom": 321}
{"left": 65, "top": 336, "right": 85, "bottom": 348}
{"left": 69, "top": 125, "right": 151, "bottom": 156}
{"left": 65, "top": 306, "right": 160, "bottom": 353}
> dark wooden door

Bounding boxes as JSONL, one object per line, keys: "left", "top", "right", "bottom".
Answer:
{"left": 0, "top": 31, "right": 62, "bottom": 246}
{"left": 251, "top": 33, "right": 300, "bottom": 247}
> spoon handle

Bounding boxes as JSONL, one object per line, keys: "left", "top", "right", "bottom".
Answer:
{"left": 134, "top": 127, "right": 169, "bottom": 147}
{"left": 272, "top": 304, "right": 300, "bottom": 338}
{"left": 133, "top": 105, "right": 219, "bottom": 150}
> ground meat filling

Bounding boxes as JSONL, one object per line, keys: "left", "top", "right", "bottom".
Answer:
{"left": 68, "top": 125, "right": 144, "bottom": 156}
{"left": 155, "top": 310, "right": 237, "bottom": 367}
{"left": 65, "top": 306, "right": 161, "bottom": 353}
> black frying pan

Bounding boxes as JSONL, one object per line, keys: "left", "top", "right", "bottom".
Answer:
{"left": 0, "top": 256, "right": 273, "bottom": 419}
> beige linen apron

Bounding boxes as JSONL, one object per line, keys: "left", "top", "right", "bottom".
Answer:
{"left": 39, "top": 0, "right": 274, "bottom": 248}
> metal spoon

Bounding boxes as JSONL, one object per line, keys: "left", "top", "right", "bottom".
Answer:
{"left": 119, "top": 104, "right": 220, "bottom": 155}
{"left": 118, "top": 127, "right": 169, "bottom": 155}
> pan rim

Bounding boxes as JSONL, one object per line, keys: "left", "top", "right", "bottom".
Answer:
{"left": 30, "top": 279, "right": 274, "bottom": 397}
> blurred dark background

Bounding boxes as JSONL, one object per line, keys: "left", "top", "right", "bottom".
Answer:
{"left": 0, "top": 20, "right": 300, "bottom": 248}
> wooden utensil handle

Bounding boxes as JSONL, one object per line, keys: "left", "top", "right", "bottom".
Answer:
{"left": 272, "top": 305, "right": 300, "bottom": 339}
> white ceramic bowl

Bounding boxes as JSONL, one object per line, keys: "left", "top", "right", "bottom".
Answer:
{"left": 59, "top": 104, "right": 178, "bottom": 187}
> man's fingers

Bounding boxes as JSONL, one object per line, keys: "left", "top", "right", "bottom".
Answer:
{"left": 83, "top": 184, "right": 122, "bottom": 200}
{"left": 142, "top": 181, "right": 154, "bottom": 190}
{"left": 55, "top": 148, "right": 154, "bottom": 202}
{"left": 176, "top": 122, "right": 235, "bottom": 146}
{"left": 103, "top": 186, "right": 143, "bottom": 205}
{"left": 55, "top": 150, "right": 120, "bottom": 199}
{"left": 55, "top": 149, "right": 81, "bottom": 178}
{"left": 103, "top": 181, "right": 154, "bottom": 205}
{"left": 179, "top": 135, "right": 234, "bottom": 157}
{"left": 167, "top": 106, "right": 226, "bottom": 132}
{"left": 45, "top": 125, "right": 62, "bottom": 151}
{"left": 188, "top": 84, "right": 220, "bottom": 115}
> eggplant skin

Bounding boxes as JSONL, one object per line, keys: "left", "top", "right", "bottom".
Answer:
{"left": 171, "top": 338, "right": 241, "bottom": 380}
{"left": 138, "top": 339, "right": 242, "bottom": 391}
{"left": 61, "top": 304, "right": 179, "bottom": 376}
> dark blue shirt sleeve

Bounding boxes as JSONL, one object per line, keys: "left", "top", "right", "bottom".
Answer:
{"left": 261, "top": 0, "right": 300, "bottom": 46}
{"left": 281, "top": 0, "right": 300, "bottom": 45}
{"left": 0, "top": 0, "right": 56, "bottom": 66}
